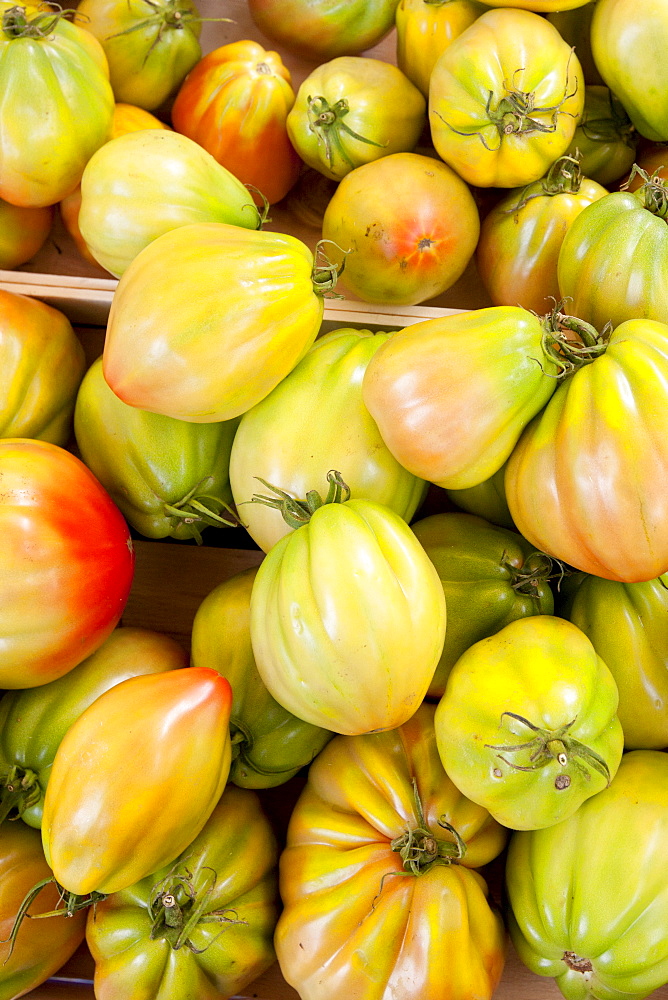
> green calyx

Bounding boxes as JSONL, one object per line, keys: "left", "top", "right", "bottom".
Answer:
{"left": 2, "top": 877, "right": 106, "bottom": 960}
{"left": 163, "top": 477, "right": 244, "bottom": 544}
{"left": 102, "top": 0, "right": 231, "bottom": 44}
{"left": 250, "top": 469, "right": 351, "bottom": 530}
{"left": 540, "top": 303, "right": 610, "bottom": 378}
{"left": 149, "top": 859, "right": 245, "bottom": 953}
{"left": 307, "top": 94, "right": 387, "bottom": 172}
{"left": 623, "top": 164, "right": 668, "bottom": 219}
{"left": 503, "top": 550, "right": 569, "bottom": 599}
{"left": 505, "top": 153, "right": 583, "bottom": 216}
{"left": 2, "top": 4, "right": 75, "bottom": 37}
{"left": 485, "top": 712, "right": 611, "bottom": 789}
{"left": 579, "top": 91, "right": 636, "bottom": 148}
{"left": 311, "top": 239, "right": 349, "bottom": 298}
{"left": 0, "top": 766, "right": 40, "bottom": 824}
{"left": 390, "top": 780, "right": 467, "bottom": 877}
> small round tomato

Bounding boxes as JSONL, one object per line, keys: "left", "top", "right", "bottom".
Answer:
{"left": 172, "top": 39, "right": 301, "bottom": 205}
{"left": 429, "top": 8, "right": 584, "bottom": 187}
{"left": 0, "top": 439, "right": 135, "bottom": 689}
{"left": 321, "top": 152, "right": 480, "bottom": 305}
{"left": 287, "top": 56, "right": 426, "bottom": 181}
{"left": 435, "top": 615, "right": 624, "bottom": 830}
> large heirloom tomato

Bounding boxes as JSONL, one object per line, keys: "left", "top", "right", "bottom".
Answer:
{"left": 362, "top": 306, "right": 560, "bottom": 489}
{"left": 507, "top": 751, "right": 668, "bottom": 1000}
{"left": 276, "top": 704, "right": 508, "bottom": 1000}
{"left": 42, "top": 667, "right": 232, "bottom": 895}
{"left": 0, "top": 198, "right": 52, "bottom": 268}
{"left": 557, "top": 174, "right": 668, "bottom": 329}
{"left": 229, "top": 327, "right": 426, "bottom": 553}
{"left": 0, "top": 3, "right": 114, "bottom": 207}
{"left": 321, "top": 152, "right": 480, "bottom": 305}
{"left": 429, "top": 8, "right": 584, "bottom": 188}
{"left": 0, "top": 290, "right": 86, "bottom": 444}
{"left": 396, "top": 0, "right": 487, "bottom": 98}
{"left": 249, "top": 476, "right": 446, "bottom": 735}
{"left": 74, "top": 357, "right": 238, "bottom": 542}
{"left": 0, "top": 822, "right": 86, "bottom": 999}
{"left": 287, "top": 57, "right": 426, "bottom": 182}
{"left": 435, "top": 616, "right": 624, "bottom": 831}
{"left": 591, "top": 0, "right": 668, "bottom": 141}
{"left": 172, "top": 40, "right": 301, "bottom": 206}
{"left": 565, "top": 573, "right": 668, "bottom": 750}
{"left": 103, "top": 223, "right": 329, "bottom": 422}
{"left": 87, "top": 785, "right": 279, "bottom": 1000}
{"left": 505, "top": 314, "right": 668, "bottom": 582}
{"left": 476, "top": 155, "right": 606, "bottom": 313}
{"left": 76, "top": 0, "right": 202, "bottom": 110}
{"left": 78, "top": 129, "right": 261, "bottom": 276}
{"left": 0, "top": 439, "right": 134, "bottom": 689}
{"left": 191, "top": 568, "right": 333, "bottom": 789}
{"left": 247, "top": 0, "right": 400, "bottom": 62}
{"left": 412, "top": 512, "right": 554, "bottom": 698}
{"left": 0, "top": 627, "right": 187, "bottom": 828}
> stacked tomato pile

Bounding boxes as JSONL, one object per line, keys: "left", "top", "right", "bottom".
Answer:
{"left": 1, "top": 0, "right": 668, "bottom": 999}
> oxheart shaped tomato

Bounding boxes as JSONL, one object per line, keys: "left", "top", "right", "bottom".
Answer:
{"left": 0, "top": 439, "right": 135, "bottom": 689}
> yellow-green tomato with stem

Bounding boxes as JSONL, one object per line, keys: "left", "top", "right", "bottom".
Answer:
{"left": 249, "top": 475, "right": 446, "bottom": 735}
{"left": 229, "top": 327, "right": 427, "bottom": 553}
{"left": 434, "top": 616, "right": 624, "bottom": 831}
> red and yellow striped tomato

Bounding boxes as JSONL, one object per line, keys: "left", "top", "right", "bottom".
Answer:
{"left": 505, "top": 316, "right": 668, "bottom": 582}
{"left": 0, "top": 290, "right": 86, "bottom": 444}
{"left": 172, "top": 39, "right": 301, "bottom": 206}
{"left": 276, "top": 704, "right": 508, "bottom": 1000}
{"left": 103, "top": 223, "right": 328, "bottom": 422}
{"left": 0, "top": 439, "right": 135, "bottom": 689}
{"left": 362, "top": 306, "right": 559, "bottom": 489}
{"left": 42, "top": 667, "right": 233, "bottom": 895}
{"left": 249, "top": 485, "right": 446, "bottom": 735}
{"left": 0, "top": 3, "right": 114, "bottom": 207}
{"left": 429, "top": 8, "right": 584, "bottom": 187}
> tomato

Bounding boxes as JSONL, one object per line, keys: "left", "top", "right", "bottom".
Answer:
{"left": 0, "top": 627, "right": 187, "bottom": 828}
{"left": 0, "top": 198, "right": 52, "bottom": 269}
{"left": 249, "top": 476, "right": 446, "bottom": 735}
{"left": 229, "top": 327, "right": 427, "bottom": 553}
{"left": 445, "top": 462, "right": 515, "bottom": 530}
{"left": 429, "top": 8, "right": 584, "bottom": 187}
{"left": 75, "top": 0, "right": 202, "bottom": 110}
{"left": 505, "top": 314, "right": 668, "bottom": 582}
{"left": 74, "top": 356, "right": 238, "bottom": 542}
{"left": 412, "top": 512, "right": 554, "bottom": 698}
{"left": 191, "top": 567, "right": 333, "bottom": 788}
{"left": 287, "top": 57, "right": 426, "bottom": 181}
{"left": 102, "top": 223, "right": 331, "bottom": 423}
{"left": 171, "top": 40, "right": 301, "bottom": 206}
{"left": 78, "top": 129, "right": 261, "bottom": 276}
{"left": 396, "top": 0, "right": 487, "bottom": 98}
{"left": 321, "top": 152, "right": 480, "bottom": 305}
{"left": 557, "top": 178, "right": 668, "bottom": 329}
{"left": 60, "top": 102, "right": 171, "bottom": 269}
{"left": 276, "top": 703, "right": 508, "bottom": 1000}
{"left": 506, "top": 750, "right": 668, "bottom": 999}
{"left": 0, "top": 821, "right": 86, "bottom": 999}
{"left": 86, "top": 784, "right": 279, "bottom": 1000}
{"left": 624, "top": 142, "right": 668, "bottom": 189}
{"left": 0, "top": 290, "right": 86, "bottom": 445}
{"left": 591, "top": 0, "right": 668, "bottom": 142}
{"left": 565, "top": 86, "right": 637, "bottom": 186}
{"left": 361, "top": 306, "right": 560, "bottom": 489}
{"left": 564, "top": 573, "right": 668, "bottom": 750}
{"left": 42, "top": 667, "right": 232, "bottom": 895}
{"left": 476, "top": 154, "right": 607, "bottom": 313}
{"left": 247, "top": 0, "right": 400, "bottom": 61}
{"left": 0, "top": 3, "right": 114, "bottom": 208}
{"left": 0, "top": 439, "right": 134, "bottom": 689}
{"left": 434, "top": 616, "right": 624, "bottom": 830}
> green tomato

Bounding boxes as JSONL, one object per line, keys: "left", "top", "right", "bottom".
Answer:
{"left": 507, "top": 750, "right": 668, "bottom": 1000}
{"left": 74, "top": 356, "right": 238, "bottom": 542}
{"left": 434, "top": 616, "right": 624, "bottom": 830}
{"left": 412, "top": 512, "right": 554, "bottom": 698}
{"left": 191, "top": 567, "right": 334, "bottom": 788}
{"left": 0, "top": 628, "right": 186, "bottom": 827}
{"left": 445, "top": 462, "right": 515, "bottom": 530}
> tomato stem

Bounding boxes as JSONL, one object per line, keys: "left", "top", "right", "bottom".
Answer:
{"left": 1, "top": 878, "right": 106, "bottom": 960}
{"left": 2, "top": 4, "right": 76, "bottom": 37}
{"left": 390, "top": 778, "right": 467, "bottom": 875}
{"left": 622, "top": 164, "right": 668, "bottom": 218}
{"left": 0, "top": 765, "right": 40, "bottom": 824}
{"left": 248, "top": 470, "right": 350, "bottom": 530}
{"left": 540, "top": 304, "right": 610, "bottom": 376}
{"left": 149, "top": 859, "right": 246, "bottom": 952}
{"left": 162, "top": 476, "right": 244, "bottom": 543}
